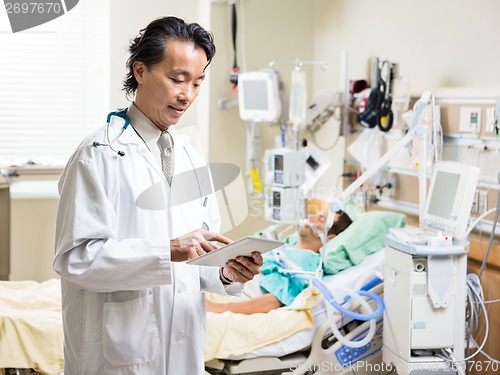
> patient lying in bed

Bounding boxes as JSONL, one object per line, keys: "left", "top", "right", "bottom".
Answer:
{"left": 206, "top": 210, "right": 353, "bottom": 315}
{"left": 204, "top": 209, "right": 406, "bottom": 362}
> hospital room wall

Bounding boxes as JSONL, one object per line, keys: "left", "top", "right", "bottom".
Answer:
{"left": 207, "top": 1, "right": 347, "bottom": 240}
{"left": 109, "top": 0, "right": 199, "bottom": 113}
{"left": 310, "top": 0, "right": 500, "bottom": 90}
{"left": 205, "top": 0, "right": 500, "bottom": 239}
{"left": 8, "top": 1, "right": 201, "bottom": 283}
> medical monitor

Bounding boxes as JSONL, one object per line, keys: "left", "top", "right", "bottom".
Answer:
{"left": 300, "top": 143, "right": 331, "bottom": 195}
{"left": 421, "top": 161, "right": 480, "bottom": 239}
{"left": 264, "top": 148, "right": 304, "bottom": 187}
{"left": 238, "top": 71, "right": 282, "bottom": 123}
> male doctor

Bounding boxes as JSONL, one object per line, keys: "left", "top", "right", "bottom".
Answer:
{"left": 54, "top": 16, "right": 263, "bottom": 374}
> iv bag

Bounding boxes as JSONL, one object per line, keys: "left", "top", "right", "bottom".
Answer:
{"left": 289, "top": 69, "right": 307, "bottom": 129}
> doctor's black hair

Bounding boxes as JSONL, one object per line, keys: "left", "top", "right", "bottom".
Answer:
{"left": 123, "top": 16, "right": 216, "bottom": 98}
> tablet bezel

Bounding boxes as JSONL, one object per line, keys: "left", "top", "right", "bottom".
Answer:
{"left": 186, "top": 236, "right": 284, "bottom": 267}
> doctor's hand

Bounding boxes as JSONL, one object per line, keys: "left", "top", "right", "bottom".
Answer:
{"left": 221, "top": 252, "right": 263, "bottom": 284}
{"left": 170, "top": 229, "right": 232, "bottom": 262}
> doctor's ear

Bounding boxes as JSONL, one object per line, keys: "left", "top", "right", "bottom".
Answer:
{"left": 133, "top": 61, "right": 146, "bottom": 83}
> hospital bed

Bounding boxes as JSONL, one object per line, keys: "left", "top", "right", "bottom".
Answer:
{"left": 205, "top": 210, "right": 406, "bottom": 375}
{"left": 0, "top": 210, "right": 403, "bottom": 375}
{"left": 205, "top": 249, "right": 386, "bottom": 375}
{"left": 0, "top": 279, "right": 63, "bottom": 375}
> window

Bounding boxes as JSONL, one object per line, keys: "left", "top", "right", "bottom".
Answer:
{"left": 0, "top": 0, "right": 109, "bottom": 166}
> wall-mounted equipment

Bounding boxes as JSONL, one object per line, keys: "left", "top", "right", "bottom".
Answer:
{"left": 238, "top": 70, "right": 282, "bottom": 123}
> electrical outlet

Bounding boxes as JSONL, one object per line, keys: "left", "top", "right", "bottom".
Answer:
{"left": 459, "top": 107, "right": 481, "bottom": 133}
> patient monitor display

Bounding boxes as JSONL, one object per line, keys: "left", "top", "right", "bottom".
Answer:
{"left": 426, "top": 172, "right": 460, "bottom": 220}
{"left": 238, "top": 71, "right": 282, "bottom": 123}
{"left": 421, "top": 160, "right": 480, "bottom": 239}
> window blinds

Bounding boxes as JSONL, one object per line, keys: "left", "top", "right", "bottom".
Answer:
{"left": 0, "top": 0, "right": 109, "bottom": 166}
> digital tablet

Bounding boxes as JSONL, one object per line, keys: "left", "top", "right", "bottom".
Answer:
{"left": 186, "top": 236, "right": 284, "bottom": 267}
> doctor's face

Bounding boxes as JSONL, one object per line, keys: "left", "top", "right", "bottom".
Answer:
{"left": 133, "top": 39, "right": 208, "bottom": 131}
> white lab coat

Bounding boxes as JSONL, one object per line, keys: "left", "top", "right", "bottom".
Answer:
{"left": 54, "top": 116, "right": 241, "bottom": 374}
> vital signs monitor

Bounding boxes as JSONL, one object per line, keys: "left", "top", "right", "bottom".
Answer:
{"left": 238, "top": 70, "right": 282, "bottom": 123}
{"left": 419, "top": 161, "right": 479, "bottom": 239}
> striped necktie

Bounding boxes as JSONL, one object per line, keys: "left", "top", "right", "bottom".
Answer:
{"left": 157, "top": 131, "right": 175, "bottom": 186}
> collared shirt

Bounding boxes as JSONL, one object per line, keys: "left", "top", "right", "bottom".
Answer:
{"left": 127, "top": 102, "right": 176, "bottom": 167}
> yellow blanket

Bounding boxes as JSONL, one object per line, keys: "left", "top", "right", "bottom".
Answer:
{"left": 204, "top": 291, "right": 316, "bottom": 361}
{"left": 0, "top": 279, "right": 315, "bottom": 370}
{"left": 0, "top": 279, "right": 63, "bottom": 375}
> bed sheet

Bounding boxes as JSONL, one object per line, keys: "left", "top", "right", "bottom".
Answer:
{"left": 217, "top": 248, "right": 386, "bottom": 360}
{"left": 0, "top": 279, "right": 64, "bottom": 375}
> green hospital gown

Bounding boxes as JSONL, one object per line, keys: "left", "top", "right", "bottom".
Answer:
{"left": 259, "top": 247, "right": 321, "bottom": 306}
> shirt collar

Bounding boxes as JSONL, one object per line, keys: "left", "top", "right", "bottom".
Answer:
{"left": 127, "top": 102, "right": 177, "bottom": 151}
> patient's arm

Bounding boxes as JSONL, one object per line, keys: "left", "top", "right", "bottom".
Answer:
{"left": 206, "top": 293, "right": 283, "bottom": 315}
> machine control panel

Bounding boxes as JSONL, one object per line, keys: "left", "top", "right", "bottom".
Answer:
{"left": 334, "top": 320, "right": 383, "bottom": 366}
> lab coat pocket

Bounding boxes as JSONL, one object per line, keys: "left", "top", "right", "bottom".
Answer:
{"left": 102, "top": 294, "right": 160, "bottom": 367}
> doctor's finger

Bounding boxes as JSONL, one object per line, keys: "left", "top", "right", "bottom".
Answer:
{"left": 203, "top": 231, "right": 232, "bottom": 245}
{"left": 251, "top": 252, "right": 264, "bottom": 266}
{"left": 199, "top": 240, "right": 219, "bottom": 253}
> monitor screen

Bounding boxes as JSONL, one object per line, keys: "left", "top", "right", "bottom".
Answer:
{"left": 306, "top": 155, "right": 320, "bottom": 171}
{"left": 421, "top": 161, "right": 480, "bottom": 239}
{"left": 426, "top": 171, "right": 460, "bottom": 219}
{"left": 272, "top": 190, "right": 281, "bottom": 207}
{"left": 274, "top": 154, "right": 284, "bottom": 172}
{"left": 243, "top": 80, "right": 268, "bottom": 110}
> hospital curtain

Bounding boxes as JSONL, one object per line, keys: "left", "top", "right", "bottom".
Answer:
{"left": 0, "top": 0, "right": 109, "bottom": 166}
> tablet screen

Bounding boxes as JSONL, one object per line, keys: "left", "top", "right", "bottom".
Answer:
{"left": 186, "top": 236, "right": 284, "bottom": 267}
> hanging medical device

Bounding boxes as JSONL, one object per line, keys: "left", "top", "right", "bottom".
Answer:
{"left": 264, "top": 148, "right": 304, "bottom": 187}
{"left": 358, "top": 59, "right": 397, "bottom": 132}
{"left": 289, "top": 62, "right": 307, "bottom": 131}
{"left": 301, "top": 143, "right": 331, "bottom": 195}
{"left": 263, "top": 148, "right": 304, "bottom": 223}
{"left": 93, "top": 109, "right": 130, "bottom": 157}
{"left": 237, "top": 70, "right": 282, "bottom": 123}
{"left": 229, "top": 2, "right": 239, "bottom": 91}
{"left": 329, "top": 91, "right": 432, "bottom": 222}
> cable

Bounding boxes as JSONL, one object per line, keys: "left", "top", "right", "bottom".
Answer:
{"left": 470, "top": 338, "right": 500, "bottom": 363}
{"left": 463, "top": 207, "right": 498, "bottom": 239}
{"left": 462, "top": 273, "right": 489, "bottom": 362}
{"left": 484, "top": 298, "right": 500, "bottom": 304}
{"left": 229, "top": 2, "right": 239, "bottom": 90}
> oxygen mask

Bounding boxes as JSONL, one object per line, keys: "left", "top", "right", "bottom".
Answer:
{"left": 299, "top": 218, "right": 322, "bottom": 237}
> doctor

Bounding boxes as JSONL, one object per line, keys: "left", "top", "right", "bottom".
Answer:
{"left": 53, "top": 16, "right": 262, "bottom": 374}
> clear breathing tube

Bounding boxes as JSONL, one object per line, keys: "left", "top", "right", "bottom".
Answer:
{"left": 291, "top": 272, "right": 384, "bottom": 348}
{"left": 292, "top": 273, "right": 384, "bottom": 321}
{"left": 281, "top": 220, "right": 385, "bottom": 347}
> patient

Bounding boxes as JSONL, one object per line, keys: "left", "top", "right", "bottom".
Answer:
{"left": 206, "top": 209, "right": 353, "bottom": 315}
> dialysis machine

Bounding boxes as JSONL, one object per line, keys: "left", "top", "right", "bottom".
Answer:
{"left": 383, "top": 161, "right": 480, "bottom": 375}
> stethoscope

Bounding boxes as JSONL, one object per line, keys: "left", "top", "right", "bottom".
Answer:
{"left": 94, "top": 109, "right": 209, "bottom": 221}
{"left": 92, "top": 109, "right": 130, "bottom": 157}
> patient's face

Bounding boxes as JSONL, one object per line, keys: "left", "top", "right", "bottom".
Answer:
{"left": 298, "top": 211, "right": 328, "bottom": 239}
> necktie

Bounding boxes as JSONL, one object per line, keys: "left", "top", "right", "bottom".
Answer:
{"left": 158, "top": 131, "right": 175, "bottom": 186}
